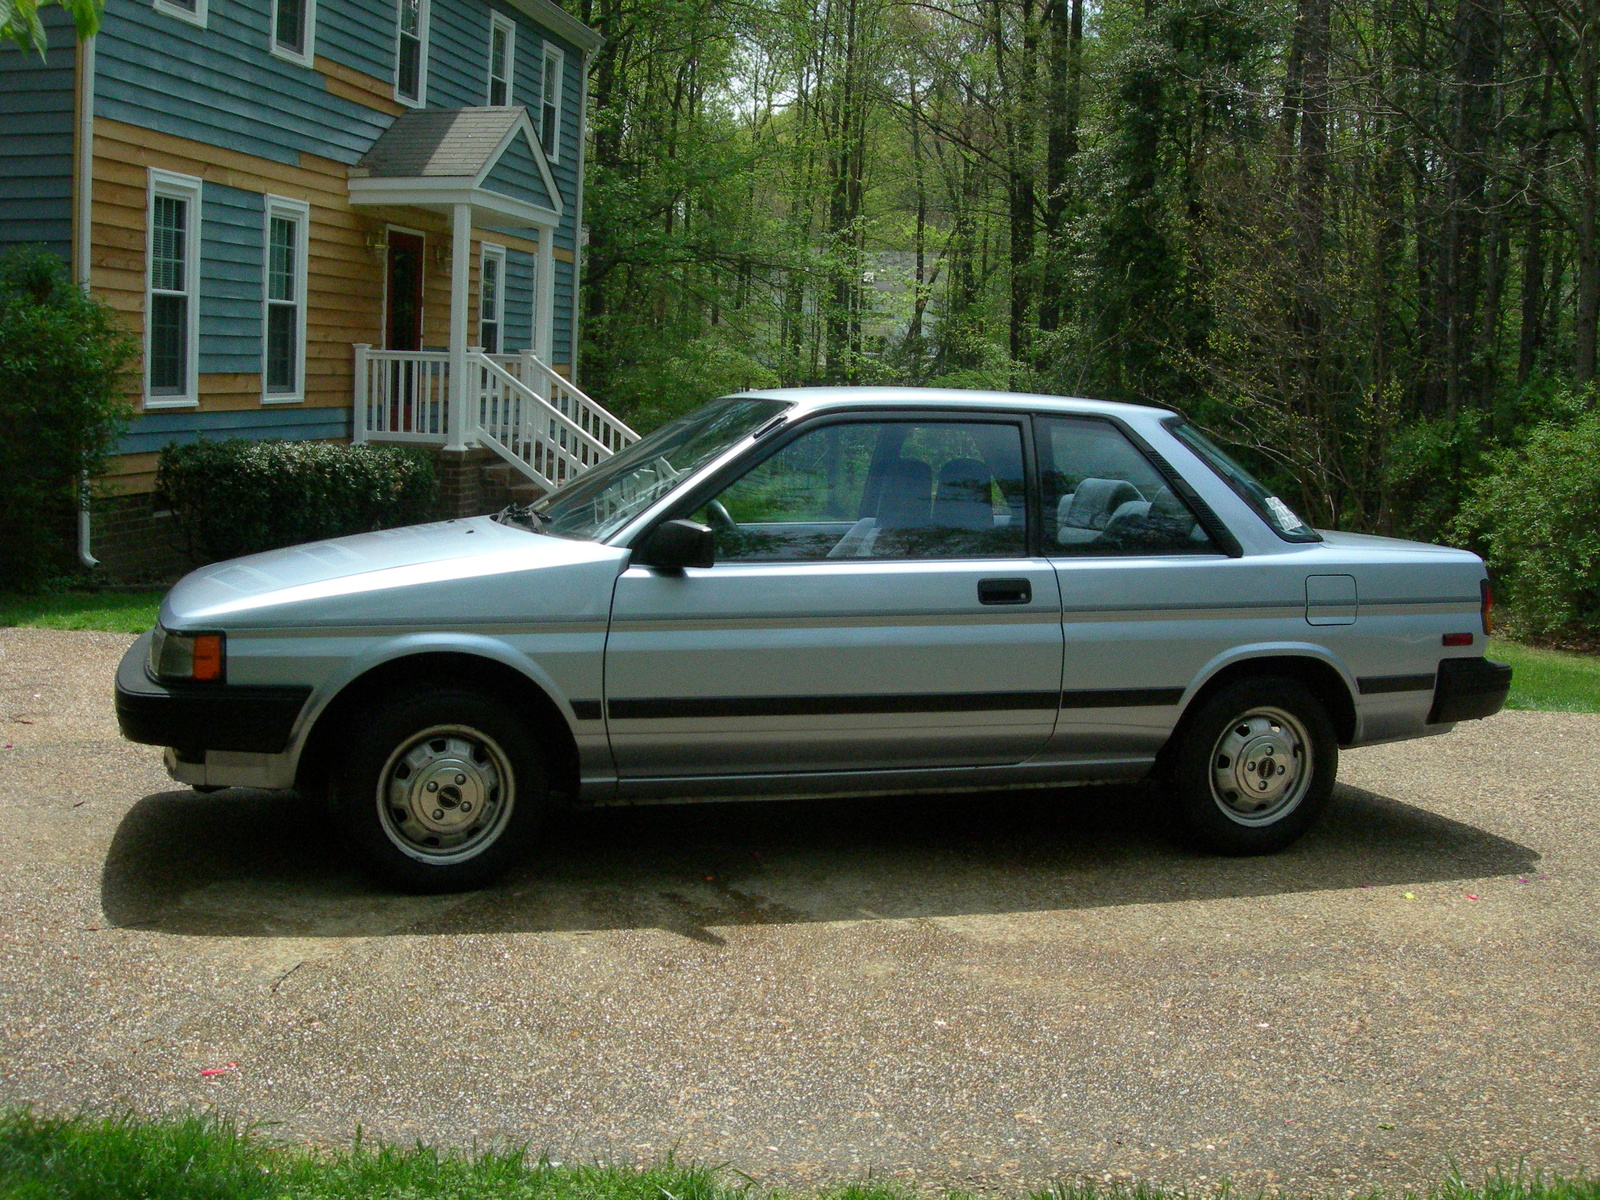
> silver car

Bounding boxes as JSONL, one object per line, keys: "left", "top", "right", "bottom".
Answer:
{"left": 115, "top": 388, "right": 1511, "bottom": 891}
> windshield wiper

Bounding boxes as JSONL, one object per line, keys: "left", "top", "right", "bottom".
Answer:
{"left": 493, "top": 503, "right": 548, "bottom": 533}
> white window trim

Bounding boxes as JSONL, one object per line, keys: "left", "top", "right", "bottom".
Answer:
{"left": 144, "top": 168, "right": 203, "bottom": 409}
{"left": 262, "top": 195, "right": 311, "bottom": 404}
{"left": 487, "top": 13, "right": 515, "bottom": 106}
{"left": 393, "top": 0, "right": 430, "bottom": 108}
{"left": 478, "top": 241, "right": 506, "bottom": 352}
{"left": 540, "top": 44, "right": 564, "bottom": 162}
{"left": 269, "top": 0, "right": 317, "bottom": 67}
{"left": 153, "top": 0, "right": 207, "bottom": 29}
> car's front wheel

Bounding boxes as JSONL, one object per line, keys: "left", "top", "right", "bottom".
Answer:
{"left": 1166, "top": 677, "right": 1336, "bottom": 855}
{"left": 331, "top": 687, "right": 546, "bottom": 892}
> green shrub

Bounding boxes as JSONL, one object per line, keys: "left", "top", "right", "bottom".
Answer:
{"left": 156, "top": 439, "right": 437, "bottom": 564}
{"left": 0, "top": 246, "right": 136, "bottom": 591}
{"left": 1456, "top": 410, "right": 1600, "bottom": 638}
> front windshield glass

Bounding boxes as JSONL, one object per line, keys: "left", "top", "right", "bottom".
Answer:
{"left": 533, "top": 397, "right": 790, "bottom": 541}
{"left": 1167, "top": 420, "right": 1321, "bottom": 543}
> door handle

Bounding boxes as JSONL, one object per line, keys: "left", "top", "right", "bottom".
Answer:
{"left": 978, "top": 577, "right": 1031, "bottom": 605}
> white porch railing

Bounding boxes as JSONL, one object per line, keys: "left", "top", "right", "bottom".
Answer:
{"left": 352, "top": 344, "right": 640, "bottom": 494}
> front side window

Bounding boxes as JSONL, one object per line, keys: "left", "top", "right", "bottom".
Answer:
{"left": 478, "top": 243, "right": 504, "bottom": 353}
{"left": 487, "top": 14, "right": 514, "bottom": 105}
{"left": 689, "top": 420, "right": 1028, "bottom": 563}
{"left": 395, "top": 0, "right": 428, "bottom": 104}
{"left": 271, "top": 0, "right": 314, "bottom": 62}
{"left": 263, "top": 197, "right": 308, "bottom": 400}
{"left": 1037, "top": 416, "right": 1218, "bottom": 555}
{"left": 533, "top": 398, "right": 790, "bottom": 541}
{"left": 540, "top": 47, "right": 563, "bottom": 159}
{"left": 146, "top": 171, "right": 202, "bottom": 405}
{"left": 1167, "top": 420, "right": 1321, "bottom": 543}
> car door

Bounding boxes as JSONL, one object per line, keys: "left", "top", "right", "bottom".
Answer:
{"left": 1036, "top": 415, "right": 1281, "bottom": 760}
{"left": 604, "top": 414, "right": 1064, "bottom": 778}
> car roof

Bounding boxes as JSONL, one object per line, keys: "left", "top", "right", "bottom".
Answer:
{"left": 732, "top": 386, "right": 1176, "bottom": 421}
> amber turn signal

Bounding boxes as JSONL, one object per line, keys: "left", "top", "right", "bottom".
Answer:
{"left": 1480, "top": 578, "right": 1493, "bottom": 636}
{"left": 191, "top": 634, "right": 225, "bottom": 682}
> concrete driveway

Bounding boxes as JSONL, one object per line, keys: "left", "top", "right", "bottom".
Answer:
{"left": 1, "top": 626, "right": 1597, "bottom": 1193}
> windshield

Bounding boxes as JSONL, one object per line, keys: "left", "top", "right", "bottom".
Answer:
{"left": 533, "top": 397, "right": 790, "bottom": 541}
{"left": 1167, "top": 420, "right": 1321, "bottom": 543}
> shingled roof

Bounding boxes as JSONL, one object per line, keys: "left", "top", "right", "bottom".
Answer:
{"left": 351, "top": 107, "right": 527, "bottom": 179}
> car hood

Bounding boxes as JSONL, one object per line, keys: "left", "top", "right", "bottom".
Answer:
{"left": 161, "top": 517, "right": 629, "bottom": 629}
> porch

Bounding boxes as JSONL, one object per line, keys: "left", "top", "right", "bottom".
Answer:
{"left": 352, "top": 344, "right": 637, "bottom": 495}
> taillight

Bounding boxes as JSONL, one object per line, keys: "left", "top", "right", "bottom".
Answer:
{"left": 1480, "top": 578, "right": 1493, "bottom": 636}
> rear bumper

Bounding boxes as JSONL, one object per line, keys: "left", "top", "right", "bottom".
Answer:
{"left": 1429, "top": 656, "right": 1512, "bottom": 724}
{"left": 115, "top": 631, "right": 311, "bottom": 755}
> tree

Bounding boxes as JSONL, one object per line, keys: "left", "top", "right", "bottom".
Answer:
{"left": 1, "top": 0, "right": 101, "bottom": 56}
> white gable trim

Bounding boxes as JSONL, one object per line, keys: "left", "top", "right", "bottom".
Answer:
{"left": 473, "top": 111, "right": 563, "bottom": 217}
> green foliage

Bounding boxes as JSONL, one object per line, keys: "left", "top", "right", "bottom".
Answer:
{"left": 0, "top": 246, "right": 135, "bottom": 592}
{"left": 1489, "top": 637, "right": 1600, "bottom": 714}
{"left": 1457, "top": 409, "right": 1600, "bottom": 637}
{"left": 600, "top": 331, "right": 781, "bottom": 431}
{"left": 156, "top": 439, "right": 438, "bottom": 564}
{"left": 0, "top": 0, "right": 100, "bottom": 55}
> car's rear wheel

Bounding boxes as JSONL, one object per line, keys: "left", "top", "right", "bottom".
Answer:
{"left": 1166, "top": 677, "right": 1336, "bottom": 855}
{"left": 331, "top": 687, "right": 546, "bottom": 892}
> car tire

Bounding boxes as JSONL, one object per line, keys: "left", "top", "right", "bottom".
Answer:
{"left": 330, "top": 686, "right": 547, "bottom": 892}
{"left": 1166, "top": 677, "right": 1336, "bottom": 855}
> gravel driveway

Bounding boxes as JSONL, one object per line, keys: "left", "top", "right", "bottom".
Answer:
{"left": 1, "top": 626, "right": 1596, "bottom": 1193}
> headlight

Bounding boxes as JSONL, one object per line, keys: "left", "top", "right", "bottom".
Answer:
{"left": 149, "top": 626, "right": 226, "bottom": 683}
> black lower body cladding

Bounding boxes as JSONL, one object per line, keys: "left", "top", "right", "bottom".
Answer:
{"left": 114, "top": 632, "right": 311, "bottom": 755}
{"left": 1429, "top": 656, "right": 1512, "bottom": 724}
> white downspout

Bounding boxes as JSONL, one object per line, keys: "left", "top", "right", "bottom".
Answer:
{"left": 75, "top": 34, "right": 98, "bottom": 568}
{"left": 536, "top": 223, "right": 555, "bottom": 373}
{"left": 444, "top": 202, "right": 472, "bottom": 451}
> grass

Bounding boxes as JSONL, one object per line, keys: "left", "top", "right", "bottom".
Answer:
{"left": 0, "top": 1109, "right": 1597, "bottom": 1200}
{"left": 1488, "top": 637, "right": 1600, "bottom": 714}
{"left": 0, "top": 590, "right": 162, "bottom": 634}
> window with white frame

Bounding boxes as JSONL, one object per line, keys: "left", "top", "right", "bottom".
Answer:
{"left": 479, "top": 243, "right": 506, "bottom": 353}
{"left": 153, "top": 0, "right": 206, "bottom": 28}
{"left": 271, "top": 0, "right": 316, "bottom": 64}
{"left": 395, "top": 0, "right": 429, "bottom": 105}
{"left": 145, "top": 170, "right": 203, "bottom": 406}
{"left": 263, "top": 196, "right": 310, "bottom": 401}
{"left": 540, "top": 46, "right": 563, "bottom": 160}
{"left": 487, "top": 13, "right": 514, "bottom": 105}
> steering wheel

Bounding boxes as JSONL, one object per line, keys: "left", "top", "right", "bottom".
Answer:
{"left": 704, "top": 500, "right": 737, "bottom": 535}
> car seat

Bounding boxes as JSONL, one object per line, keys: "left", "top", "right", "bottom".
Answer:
{"left": 932, "top": 457, "right": 995, "bottom": 530}
{"left": 1057, "top": 477, "right": 1143, "bottom": 545}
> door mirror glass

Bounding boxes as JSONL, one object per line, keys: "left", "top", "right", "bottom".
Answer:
{"left": 635, "top": 519, "right": 715, "bottom": 570}
{"left": 690, "top": 419, "right": 1028, "bottom": 562}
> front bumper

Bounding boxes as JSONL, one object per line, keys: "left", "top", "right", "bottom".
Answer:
{"left": 115, "top": 631, "right": 312, "bottom": 755}
{"left": 1429, "top": 656, "right": 1512, "bottom": 724}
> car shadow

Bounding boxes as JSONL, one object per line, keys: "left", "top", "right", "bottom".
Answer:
{"left": 99, "top": 781, "right": 1540, "bottom": 943}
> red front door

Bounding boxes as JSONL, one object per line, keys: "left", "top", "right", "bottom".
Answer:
{"left": 385, "top": 232, "right": 424, "bottom": 351}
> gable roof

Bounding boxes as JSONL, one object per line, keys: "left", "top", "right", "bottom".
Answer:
{"left": 348, "top": 107, "right": 563, "bottom": 228}
{"left": 351, "top": 107, "right": 526, "bottom": 180}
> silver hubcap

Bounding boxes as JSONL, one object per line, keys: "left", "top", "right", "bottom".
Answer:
{"left": 1209, "top": 706, "right": 1312, "bottom": 825}
{"left": 376, "top": 724, "right": 514, "bottom": 863}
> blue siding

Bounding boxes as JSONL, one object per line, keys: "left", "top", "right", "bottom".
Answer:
{"left": 0, "top": 8, "right": 76, "bottom": 260}
{"left": 96, "top": 0, "right": 393, "bottom": 167}
{"left": 425, "top": 0, "right": 490, "bottom": 108}
{"left": 317, "top": 0, "right": 395, "bottom": 84}
{"left": 200, "top": 183, "right": 264, "bottom": 374}
{"left": 502, "top": 246, "right": 533, "bottom": 351}
{"left": 553, "top": 254, "right": 571, "bottom": 362}
{"left": 481, "top": 128, "right": 551, "bottom": 208}
{"left": 119, "top": 405, "right": 349, "bottom": 455}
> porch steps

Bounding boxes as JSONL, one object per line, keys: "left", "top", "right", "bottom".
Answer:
{"left": 478, "top": 460, "right": 547, "bottom": 512}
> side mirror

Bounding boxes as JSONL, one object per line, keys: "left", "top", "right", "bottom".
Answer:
{"left": 634, "top": 518, "right": 715, "bottom": 571}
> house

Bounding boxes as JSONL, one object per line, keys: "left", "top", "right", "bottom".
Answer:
{"left": 0, "top": 0, "right": 634, "bottom": 577}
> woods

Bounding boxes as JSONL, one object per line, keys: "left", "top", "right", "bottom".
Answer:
{"left": 571, "top": 0, "right": 1600, "bottom": 632}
